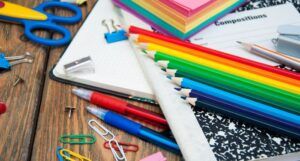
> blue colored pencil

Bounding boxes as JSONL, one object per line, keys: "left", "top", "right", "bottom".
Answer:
{"left": 168, "top": 76, "right": 300, "bottom": 127}
{"left": 176, "top": 88, "right": 300, "bottom": 130}
{"left": 185, "top": 96, "right": 300, "bottom": 138}
{"left": 177, "top": 89, "right": 300, "bottom": 137}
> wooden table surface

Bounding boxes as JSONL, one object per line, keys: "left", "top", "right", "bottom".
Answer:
{"left": 0, "top": 1, "right": 182, "bottom": 161}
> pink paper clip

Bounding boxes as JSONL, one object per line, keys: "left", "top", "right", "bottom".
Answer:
{"left": 139, "top": 152, "right": 167, "bottom": 161}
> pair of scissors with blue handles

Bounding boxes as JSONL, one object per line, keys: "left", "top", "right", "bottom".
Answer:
{"left": 0, "top": 1, "right": 82, "bottom": 46}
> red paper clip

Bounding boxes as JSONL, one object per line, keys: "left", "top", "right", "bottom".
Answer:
{"left": 104, "top": 141, "right": 139, "bottom": 152}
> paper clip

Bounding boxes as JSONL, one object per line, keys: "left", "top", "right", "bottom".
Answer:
{"left": 59, "top": 134, "right": 96, "bottom": 144}
{"left": 63, "top": 56, "right": 95, "bottom": 75}
{"left": 88, "top": 119, "right": 127, "bottom": 161}
{"left": 104, "top": 141, "right": 139, "bottom": 152}
{"left": 56, "top": 146, "right": 70, "bottom": 161}
{"left": 0, "top": 52, "right": 34, "bottom": 73}
{"left": 102, "top": 19, "right": 128, "bottom": 43}
{"left": 60, "top": 148, "right": 91, "bottom": 161}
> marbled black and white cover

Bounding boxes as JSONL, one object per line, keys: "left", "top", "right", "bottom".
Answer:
{"left": 192, "top": 1, "right": 300, "bottom": 161}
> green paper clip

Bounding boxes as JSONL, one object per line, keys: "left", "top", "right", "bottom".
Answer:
{"left": 59, "top": 134, "right": 96, "bottom": 144}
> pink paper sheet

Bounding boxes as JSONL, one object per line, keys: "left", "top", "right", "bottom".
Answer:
{"left": 160, "top": 0, "right": 214, "bottom": 16}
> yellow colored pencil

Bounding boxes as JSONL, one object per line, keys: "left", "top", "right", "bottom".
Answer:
{"left": 138, "top": 43, "right": 300, "bottom": 95}
{"left": 129, "top": 34, "right": 300, "bottom": 87}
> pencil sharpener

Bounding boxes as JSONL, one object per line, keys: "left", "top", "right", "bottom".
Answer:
{"left": 274, "top": 25, "right": 300, "bottom": 59}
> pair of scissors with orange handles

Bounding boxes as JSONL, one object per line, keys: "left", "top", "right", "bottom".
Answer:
{"left": 0, "top": 1, "right": 82, "bottom": 46}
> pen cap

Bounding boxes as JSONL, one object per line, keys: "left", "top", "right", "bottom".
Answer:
{"left": 0, "top": 102, "right": 7, "bottom": 114}
{"left": 104, "top": 111, "right": 141, "bottom": 135}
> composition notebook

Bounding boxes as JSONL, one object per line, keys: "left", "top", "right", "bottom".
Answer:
{"left": 116, "top": 1, "right": 300, "bottom": 161}
{"left": 50, "top": 0, "right": 155, "bottom": 103}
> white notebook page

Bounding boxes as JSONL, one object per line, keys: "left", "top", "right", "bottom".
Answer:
{"left": 53, "top": 0, "right": 154, "bottom": 100}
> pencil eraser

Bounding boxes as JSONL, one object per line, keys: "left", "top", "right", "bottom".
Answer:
{"left": 0, "top": 102, "right": 6, "bottom": 115}
{"left": 139, "top": 152, "right": 167, "bottom": 161}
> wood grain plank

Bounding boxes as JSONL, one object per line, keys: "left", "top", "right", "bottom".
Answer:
{"left": 0, "top": 0, "right": 50, "bottom": 161}
{"left": 31, "top": 1, "right": 182, "bottom": 161}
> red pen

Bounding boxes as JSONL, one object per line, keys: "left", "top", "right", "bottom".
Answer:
{"left": 0, "top": 102, "right": 7, "bottom": 115}
{"left": 72, "top": 88, "right": 168, "bottom": 126}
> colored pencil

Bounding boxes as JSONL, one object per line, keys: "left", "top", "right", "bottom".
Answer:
{"left": 168, "top": 76, "right": 300, "bottom": 124}
{"left": 139, "top": 46, "right": 300, "bottom": 95}
{"left": 182, "top": 96, "right": 300, "bottom": 138}
{"left": 159, "top": 64, "right": 300, "bottom": 113}
{"left": 178, "top": 88, "right": 300, "bottom": 129}
{"left": 128, "top": 26, "right": 300, "bottom": 80}
{"left": 131, "top": 34, "right": 300, "bottom": 86}
{"left": 148, "top": 51, "right": 299, "bottom": 100}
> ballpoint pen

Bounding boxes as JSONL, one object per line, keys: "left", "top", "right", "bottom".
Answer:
{"left": 72, "top": 88, "right": 168, "bottom": 127}
{"left": 237, "top": 41, "right": 300, "bottom": 71}
{"left": 86, "top": 106, "right": 181, "bottom": 154}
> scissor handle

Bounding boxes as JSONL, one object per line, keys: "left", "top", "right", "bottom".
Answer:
{"left": 24, "top": 22, "right": 71, "bottom": 46}
{"left": 34, "top": 2, "right": 82, "bottom": 24}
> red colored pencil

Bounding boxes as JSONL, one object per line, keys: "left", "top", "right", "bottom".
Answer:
{"left": 128, "top": 25, "right": 300, "bottom": 80}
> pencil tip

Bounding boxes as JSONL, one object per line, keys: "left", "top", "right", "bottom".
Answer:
{"left": 180, "top": 96, "right": 187, "bottom": 100}
{"left": 166, "top": 75, "right": 172, "bottom": 80}
{"left": 236, "top": 41, "right": 242, "bottom": 44}
{"left": 161, "top": 68, "right": 167, "bottom": 72}
{"left": 174, "top": 87, "right": 181, "bottom": 91}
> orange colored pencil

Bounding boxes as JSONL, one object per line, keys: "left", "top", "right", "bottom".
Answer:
{"left": 129, "top": 34, "right": 300, "bottom": 87}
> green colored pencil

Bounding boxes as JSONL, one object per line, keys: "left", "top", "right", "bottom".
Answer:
{"left": 143, "top": 50, "right": 300, "bottom": 112}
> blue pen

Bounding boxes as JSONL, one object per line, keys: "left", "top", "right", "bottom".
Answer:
{"left": 169, "top": 76, "right": 300, "bottom": 126}
{"left": 86, "top": 106, "right": 181, "bottom": 154}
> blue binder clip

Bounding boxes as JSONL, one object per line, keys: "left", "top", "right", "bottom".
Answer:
{"left": 0, "top": 52, "right": 34, "bottom": 73}
{"left": 102, "top": 19, "right": 128, "bottom": 44}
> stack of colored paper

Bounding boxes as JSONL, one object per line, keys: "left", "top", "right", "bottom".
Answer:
{"left": 113, "top": 0, "right": 247, "bottom": 39}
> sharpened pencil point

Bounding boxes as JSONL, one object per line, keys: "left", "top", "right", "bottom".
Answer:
{"left": 174, "top": 87, "right": 181, "bottom": 91}
{"left": 128, "top": 34, "right": 139, "bottom": 42}
{"left": 144, "top": 50, "right": 156, "bottom": 59}
{"left": 137, "top": 43, "right": 148, "bottom": 50}
{"left": 157, "top": 60, "right": 169, "bottom": 68}
{"left": 166, "top": 75, "right": 172, "bottom": 80}
{"left": 236, "top": 41, "right": 242, "bottom": 44}
{"left": 161, "top": 68, "right": 167, "bottom": 72}
{"left": 181, "top": 96, "right": 187, "bottom": 100}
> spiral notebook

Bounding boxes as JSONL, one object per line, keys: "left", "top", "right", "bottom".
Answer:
{"left": 50, "top": 0, "right": 155, "bottom": 103}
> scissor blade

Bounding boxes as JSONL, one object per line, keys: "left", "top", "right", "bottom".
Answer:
{"left": 0, "top": 1, "right": 47, "bottom": 21}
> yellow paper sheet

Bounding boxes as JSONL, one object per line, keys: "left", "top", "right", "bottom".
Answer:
{"left": 133, "top": 0, "right": 238, "bottom": 32}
